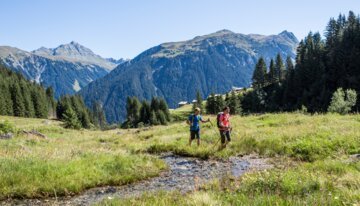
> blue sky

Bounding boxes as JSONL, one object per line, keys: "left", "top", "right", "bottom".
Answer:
{"left": 1, "top": 0, "right": 359, "bottom": 59}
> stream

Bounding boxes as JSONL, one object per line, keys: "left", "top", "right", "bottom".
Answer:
{"left": 1, "top": 154, "right": 272, "bottom": 206}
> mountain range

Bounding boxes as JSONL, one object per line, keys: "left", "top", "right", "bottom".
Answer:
{"left": 79, "top": 30, "right": 299, "bottom": 123}
{"left": 0, "top": 42, "right": 125, "bottom": 98}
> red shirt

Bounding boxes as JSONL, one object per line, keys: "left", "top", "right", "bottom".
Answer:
{"left": 219, "top": 113, "right": 230, "bottom": 130}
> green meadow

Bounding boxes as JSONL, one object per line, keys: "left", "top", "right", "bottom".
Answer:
{"left": 0, "top": 111, "right": 359, "bottom": 205}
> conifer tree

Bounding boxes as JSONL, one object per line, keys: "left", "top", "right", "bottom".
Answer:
{"left": 63, "top": 107, "right": 82, "bottom": 129}
{"left": 139, "top": 100, "right": 151, "bottom": 125}
{"left": 149, "top": 110, "right": 159, "bottom": 125}
{"left": 10, "top": 83, "right": 25, "bottom": 117}
{"left": 214, "top": 95, "right": 225, "bottom": 113}
{"left": 92, "top": 101, "right": 107, "bottom": 129}
{"left": 228, "top": 91, "right": 241, "bottom": 114}
{"left": 275, "top": 54, "right": 285, "bottom": 81}
{"left": 159, "top": 98, "right": 171, "bottom": 121}
{"left": 252, "top": 57, "right": 267, "bottom": 88}
{"left": 205, "top": 93, "right": 216, "bottom": 114}
{"left": 268, "top": 59, "right": 276, "bottom": 85}
{"left": 192, "top": 90, "right": 203, "bottom": 112}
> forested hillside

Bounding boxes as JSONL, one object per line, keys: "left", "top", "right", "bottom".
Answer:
{"left": 0, "top": 64, "right": 56, "bottom": 118}
{"left": 243, "top": 11, "right": 360, "bottom": 113}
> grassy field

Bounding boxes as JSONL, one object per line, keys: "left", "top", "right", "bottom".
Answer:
{"left": 0, "top": 111, "right": 359, "bottom": 205}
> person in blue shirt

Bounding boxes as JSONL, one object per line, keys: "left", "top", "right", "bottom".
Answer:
{"left": 186, "top": 107, "right": 210, "bottom": 146}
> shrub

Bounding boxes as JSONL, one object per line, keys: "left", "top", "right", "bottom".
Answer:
{"left": 62, "top": 107, "right": 82, "bottom": 129}
{"left": 0, "top": 120, "right": 14, "bottom": 134}
{"left": 328, "top": 88, "right": 357, "bottom": 114}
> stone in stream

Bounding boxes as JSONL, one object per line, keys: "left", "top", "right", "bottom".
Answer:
{"left": 0, "top": 133, "right": 13, "bottom": 139}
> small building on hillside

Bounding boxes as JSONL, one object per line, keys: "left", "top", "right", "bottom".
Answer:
{"left": 231, "top": 86, "right": 244, "bottom": 92}
{"left": 178, "top": 101, "right": 188, "bottom": 107}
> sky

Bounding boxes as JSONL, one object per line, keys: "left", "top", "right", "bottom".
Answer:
{"left": 1, "top": 0, "right": 359, "bottom": 59}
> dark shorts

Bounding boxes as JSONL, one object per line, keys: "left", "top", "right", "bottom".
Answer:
{"left": 190, "top": 130, "right": 200, "bottom": 140}
{"left": 220, "top": 130, "right": 231, "bottom": 144}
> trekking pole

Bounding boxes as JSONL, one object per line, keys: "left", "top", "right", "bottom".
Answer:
{"left": 212, "top": 136, "right": 221, "bottom": 150}
{"left": 209, "top": 121, "right": 220, "bottom": 139}
{"left": 209, "top": 121, "right": 222, "bottom": 150}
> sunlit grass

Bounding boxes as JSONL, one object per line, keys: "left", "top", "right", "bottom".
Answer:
{"left": 1, "top": 111, "right": 360, "bottom": 203}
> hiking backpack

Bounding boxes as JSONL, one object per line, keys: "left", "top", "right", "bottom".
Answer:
{"left": 216, "top": 112, "right": 224, "bottom": 128}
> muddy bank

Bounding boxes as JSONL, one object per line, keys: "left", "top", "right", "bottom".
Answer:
{"left": 1, "top": 154, "right": 272, "bottom": 206}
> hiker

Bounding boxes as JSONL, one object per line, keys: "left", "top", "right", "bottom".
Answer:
{"left": 186, "top": 107, "right": 210, "bottom": 146}
{"left": 217, "top": 106, "right": 231, "bottom": 148}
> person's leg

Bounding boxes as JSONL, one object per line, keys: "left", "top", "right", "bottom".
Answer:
{"left": 220, "top": 131, "right": 226, "bottom": 148}
{"left": 196, "top": 130, "right": 200, "bottom": 146}
{"left": 224, "top": 131, "right": 231, "bottom": 146}
{"left": 189, "top": 131, "right": 194, "bottom": 146}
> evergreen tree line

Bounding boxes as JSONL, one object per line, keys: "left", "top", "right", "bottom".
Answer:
{"left": 55, "top": 97, "right": 107, "bottom": 130}
{"left": 0, "top": 64, "right": 107, "bottom": 129}
{"left": 0, "top": 64, "right": 55, "bottom": 118}
{"left": 123, "top": 96, "right": 171, "bottom": 128}
{"left": 206, "top": 91, "right": 242, "bottom": 115}
{"left": 243, "top": 11, "right": 360, "bottom": 113}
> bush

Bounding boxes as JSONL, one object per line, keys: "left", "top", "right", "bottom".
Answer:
{"left": 63, "top": 107, "right": 82, "bottom": 129}
{"left": 0, "top": 120, "right": 14, "bottom": 134}
{"left": 328, "top": 88, "right": 357, "bottom": 114}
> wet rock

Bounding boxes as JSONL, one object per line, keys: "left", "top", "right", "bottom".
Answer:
{"left": 105, "top": 187, "right": 117, "bottom": 193}
{"left": 0, "top": 133, "right": 13, "bottom": 139}
{"left": 22, "top": 130, "right": 47, "bottom": 139}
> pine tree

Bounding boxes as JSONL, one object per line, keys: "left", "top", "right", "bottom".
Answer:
{"left": 275, "top": 54, "right": 285, "bottom": 82}
{"left": 150, "top": 97, "right": 160, "bottom": 112}
{"left": 252, "top": 57, "right": 267, "bottom": 88}
{"left": 0, "top": 87, "right": 5, "bottom": 115}
{"left": 63, "top": 107, "right": 82, "bottom": 129}
{"left": 205, "top": 93, "right": 216, "bottom": 114}
{"left": 46, "top": 87, "right": 57, "bottom": 118}
{"left": 159, "top": 98, "right": 171, "bottom": 121}
{"left": 228, "top": 91, "right": 241, "bottom": 114}
{"left": 126, "top": 97, "right": 140, "bottom": 127}
{"left": 20, "top": 80, "right": 35, "bottom": 117}
{"left": 268, "top": 59, "right": 276, "bottom": 85}
{"left": 214, "top": 95, "right": 225, "bottom": 113}
{"left": 10, "top": 83, "right": 25, "bottom": 117}
{"left": 156, "top": 110, "right": 167, "bottom": 125}
{"left": 150, "top": 110, "right": 159, "bottom": 125}
{"left": 92, "top": 101, "right": 107, "bottom": 129}
{"left": 192, "top": 90, "right": 203, "bottom": 112}
{"left": 31, "top": 88, "right": 48, "bottom": 118}
{"left": 139, "top": 100, "right": 151, "bottom": 125}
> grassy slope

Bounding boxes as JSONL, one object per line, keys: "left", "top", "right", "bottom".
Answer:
{"left": 1, "top": 111, "right": 360, "bottom": 205}
{"left": 0, "top": 116, "right": 166, "bottom": 199}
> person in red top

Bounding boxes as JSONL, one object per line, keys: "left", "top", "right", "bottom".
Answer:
{"left": 218, "top": 106, "right": 231, "bottom": 148}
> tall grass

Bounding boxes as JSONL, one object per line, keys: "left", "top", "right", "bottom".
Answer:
{"left": 98, "top": 159, "right": 360, "bottom": 206}
{"left": 1, "top": 112, "right": 359, "bottom": 202}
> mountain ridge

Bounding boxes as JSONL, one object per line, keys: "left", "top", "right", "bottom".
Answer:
{"left": 80, "top": 30, "right": 299, "bottom": 123}
{"left": 0, "top": 42, "right": 123, "bottom": 98}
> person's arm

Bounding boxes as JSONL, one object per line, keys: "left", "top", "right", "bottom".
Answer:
{"left": 228, "top": 115, "right": 232, "bottom": 130}
{"left": 200, "top": 116, "right": 210, "bottom": 123}
{"left": 186, "top": 115, "right": 192, "bottom": 125}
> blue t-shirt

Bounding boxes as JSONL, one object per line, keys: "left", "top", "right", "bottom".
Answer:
{"left": 189, "top": 114, "right": 203, "bottom": 131}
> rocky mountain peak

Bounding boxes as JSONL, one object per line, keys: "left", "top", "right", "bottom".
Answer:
{"left": 278, "top": 30, "right": 299, "bottom": 43}
{"left": 52, "top": 41, "right": 95, "bottom": 57}
{"left": 32, "top": 42, "right": 118, "bottom": 70}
